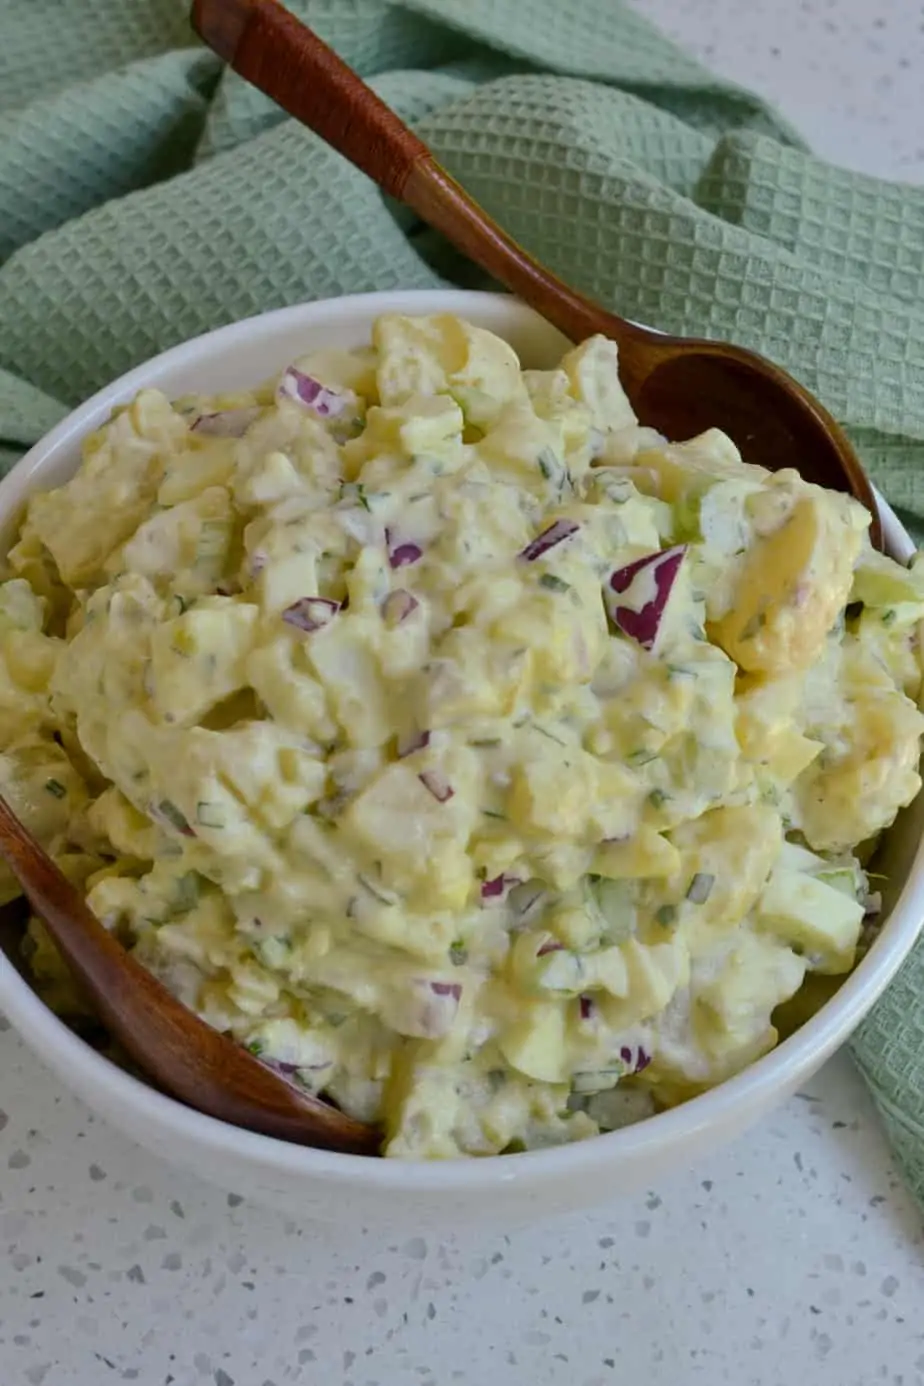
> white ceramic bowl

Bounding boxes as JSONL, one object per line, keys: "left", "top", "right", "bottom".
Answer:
{"left": 1, "top": 289, "right": 922, "bottom": 1233}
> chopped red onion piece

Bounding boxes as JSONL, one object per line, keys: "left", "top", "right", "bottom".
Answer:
{"left": 382, "top": 589, "right": 419, "bottom": 626}
{"left": 606, "top": 545, "right": 687, "bottom": 650}
{"left": 405, "top": 977, "right": 463, "bottom": 1038}
{"left": 619, "top": 1043, "right": 651, "bottom": 1074}
{"left": 278, "top": 367, "right": 350, "bottom": 419}
{"left": 480, "top": 874, "right": 521, "bottom": 903}
{"left": 418, "top": 769, "right": 454, "bottom": 803}
{"left": 430, "top": 981, "right": 462, "bottom": 1000}
{"left": 282, "top": 597, "right": 340, "bottom": 633}
{"left": 398, "top": 728, "right": 430, "bottom": 758}
{"left": 385, "top": 528, "right": 423, "bottom": 569}
{"left": 579, "top": 995, "right": 595, "bottom": 1020}
{"left": 190, "top": 406, "right": 261, "bottom": 438}
{"left": 390, "top": 544, "right": 423, "bottom": 569}
{"left": 536, "top": 937, "right": 564, "bottom": 957}
{"left": 259, "top": 1056, "right": 333, "bottom": 1087}
{"left": 519, "top": 518, "right": 580, "bottom": 562}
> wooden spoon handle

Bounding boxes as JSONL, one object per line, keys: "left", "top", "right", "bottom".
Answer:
{"left": 191, "top": 0, "right": 427, "bottom": 199}
{"left": 190, "top": 0, "right": 617, "bottom": 344}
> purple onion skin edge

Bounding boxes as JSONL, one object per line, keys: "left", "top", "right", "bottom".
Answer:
{"left": 282, "top": 597, "right": 340, "bottom": 633}
{"left": 519, "top": 519, "right": 580, "bottom": 563}
{"left": 608, "top": 545, "right": 686, "bottom": 649}
{"left": 418, "top": 770, "right": 454, "bottom": 803}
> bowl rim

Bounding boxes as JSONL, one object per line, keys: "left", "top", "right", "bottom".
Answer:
{"left": 0, "top": 286, "right": 920, "bottom": 1193}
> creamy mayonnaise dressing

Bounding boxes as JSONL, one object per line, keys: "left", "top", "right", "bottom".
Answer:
{"left": 5, "top": 313, "right": 924, "bottom": 1157}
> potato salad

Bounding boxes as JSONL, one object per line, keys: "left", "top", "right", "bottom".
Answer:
{"left": 4, "top": 313, "right": 924, "bottom": 1158}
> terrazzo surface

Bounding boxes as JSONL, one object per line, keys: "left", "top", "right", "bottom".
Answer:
{"left": 3, "top": 1, "right": 924, "bottom": 1382}
{"left": 2, "top": 1032, "right": 923, "bottom": 1386}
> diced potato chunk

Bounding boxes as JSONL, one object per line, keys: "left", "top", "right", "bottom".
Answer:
{"left": 150, "top": 600, "right": 258, "bottom": 726}
{"left": 710, "top": 491, "right": 867, "bottom": 674}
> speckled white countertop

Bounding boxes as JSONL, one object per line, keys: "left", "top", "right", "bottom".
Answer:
{"left": 3, "top": 3, "right": 924, "bottom": 1384}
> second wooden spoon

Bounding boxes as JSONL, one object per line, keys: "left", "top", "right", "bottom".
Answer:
{"left": 0, "top": 795, "right": 380, "bottom": 1155}
{"left": 191, "top": 0, "right": 882, "bottom": 548}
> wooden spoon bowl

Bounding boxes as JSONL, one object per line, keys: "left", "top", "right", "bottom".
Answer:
{"left": 191, "top": 0, "right": 881, "bottom": 548}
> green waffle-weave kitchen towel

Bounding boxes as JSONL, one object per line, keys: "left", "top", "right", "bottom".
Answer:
{"left": 2, "top": 0, "right": 924, "bottom": 1207}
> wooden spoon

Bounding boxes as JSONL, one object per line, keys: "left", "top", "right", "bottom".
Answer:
{"left": 0, "top": 796, "right": 379, "bottom": 1155}
{"left": 191, "top": 0, "right": 882, "bottom": 550}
